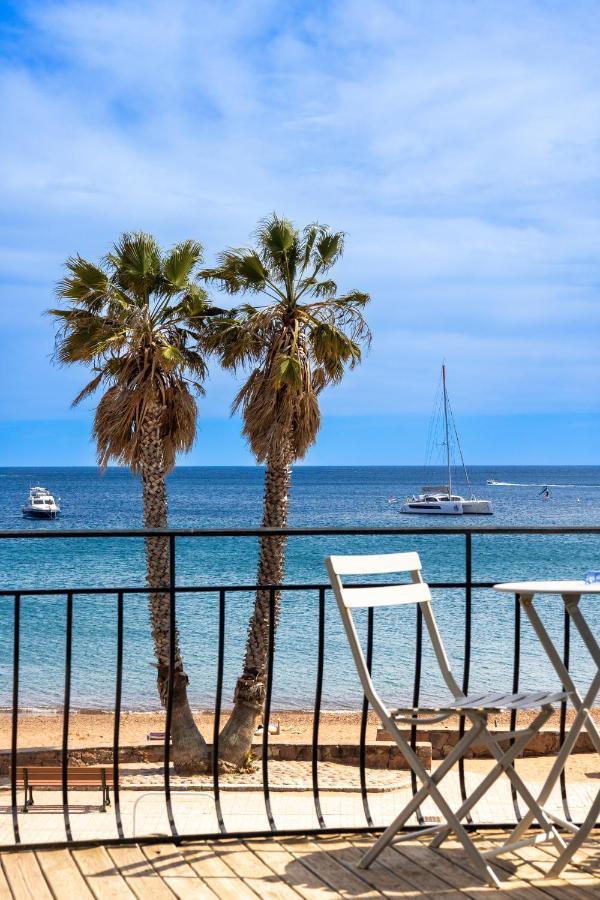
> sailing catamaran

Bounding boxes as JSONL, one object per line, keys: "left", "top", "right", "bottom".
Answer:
{"left": 400, "top": 366, "right": 493, "bottom": 515}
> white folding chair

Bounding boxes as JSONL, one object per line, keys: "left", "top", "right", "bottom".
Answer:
{"left": 326, "top": 551, "right": 570, "bottom": 888}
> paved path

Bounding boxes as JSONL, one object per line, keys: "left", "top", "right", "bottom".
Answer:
{"left": 0, "top": 768, "right": 596, "bottom": 848}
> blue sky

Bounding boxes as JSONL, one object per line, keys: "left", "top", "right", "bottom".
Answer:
{"left": 0, "top": 0, "right": 599, "bottom": 465}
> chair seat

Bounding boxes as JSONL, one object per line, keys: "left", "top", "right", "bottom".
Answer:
{"left": 393, "top": 689, "right": 569, "bottom": 716}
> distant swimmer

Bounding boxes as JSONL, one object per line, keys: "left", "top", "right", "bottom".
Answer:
{"left": 539, "top": 486, "right": 551, "bottom": 500}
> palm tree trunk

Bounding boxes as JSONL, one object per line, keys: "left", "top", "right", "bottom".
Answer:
{"left": 218, "top": 448, "right": 292, "bottom": 768}
{"left": 141, "top": 399, "right": 209, "bottom": 774}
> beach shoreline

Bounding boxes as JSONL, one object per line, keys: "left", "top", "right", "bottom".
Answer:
{"left": 2, "top": 707, "right": 598, "bottom": 752}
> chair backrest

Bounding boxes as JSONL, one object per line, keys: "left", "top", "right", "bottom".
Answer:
{"left": 326, "top": 551, "right": 428, "bottom": 607}
{"left": 325, "top": 551, "right": 462, "bottom": 718}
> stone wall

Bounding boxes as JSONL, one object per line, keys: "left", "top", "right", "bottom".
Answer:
{"left": 0, "top": 740, "right": 432, "bottom": 773}
{"left": 377, "top": 726, "right": 594, "bottom": 759}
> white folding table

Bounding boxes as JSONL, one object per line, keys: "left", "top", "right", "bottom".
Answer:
{"left": 494, "top": 580, "right": 600, "bottom": 875}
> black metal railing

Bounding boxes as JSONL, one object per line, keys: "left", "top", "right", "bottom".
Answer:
{"left": 0, "top": 524, "right": 599, "bottom": 851}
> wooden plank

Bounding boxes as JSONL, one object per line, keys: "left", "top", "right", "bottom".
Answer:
{"left": 142, "top": 844, "right": 199, "bottom": 878}
{"left": 390, "top": 839, "right": 518, "bottom": 898}
{"left": 196, "top": 876, "right": 259, "bottom": 900}
{"left": 36, "top": 849, "right": 95, "bottom": 899}
{"left": 180, "top": 844, "right": 260, "bottom": 900}
{"left": 435, "top": 835, "right": 555, "bottom": 900}
{"left": 0, "top": 860, "right": 13, "bottom": 900}
{"left": 140, "top": 847, "right": 216, "bottom": 900}
{"left": 180, "top": 844, "right": 240, "bottom": 879}
{"left": 275, "top": 837, "right": 382, "bottom": 898}
{"left": 480, "top": 839, "right": 599, "bottom": 900}
{"left": 161, "top": 876, "right": 217, "bottom": 899}
{"left": 305, "top": 837, "right": 419, "bottom": 898}
{"left": 72, "top": 846, "right": 136, "bottom": 899}
{"left": 107, "top": 846, "right": 176, "bottom": 900}
{"left": 534, "top": 836, "right": 600, "bottom": 884}
{"left": 208, "top": 841, "right": 301, "bottom": 899}
{"left": 1, "top": 851, "right": 53, "bottom": 900}
{"left": 244, "top": 838, "right": 343, "bottom": 899}
{"left": 348, "top": 836, "right": 466, "bottom": 899}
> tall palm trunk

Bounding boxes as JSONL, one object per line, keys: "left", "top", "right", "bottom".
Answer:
{"left": 141, "top": 400, "right": 209, "bottom": 774}
{"left": 218, "top": 448, "right": 292, "bottom": 767}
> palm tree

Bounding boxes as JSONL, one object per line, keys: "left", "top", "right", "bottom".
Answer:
{"left": 202, "top": 214, "right": 371, "bottom": 767}
{"left": 49, "top": 232, "right": 219, "bottom": 773}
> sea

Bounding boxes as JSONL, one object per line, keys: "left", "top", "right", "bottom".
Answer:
{"left": 0, "top": 465, "right": 599, "bottom": 713}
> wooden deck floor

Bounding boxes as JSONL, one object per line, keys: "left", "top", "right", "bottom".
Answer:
{"left": 0, "top": 831, "right": 598, "bottom": 898}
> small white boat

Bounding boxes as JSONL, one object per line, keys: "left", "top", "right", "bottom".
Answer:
{"left": 400, "top": 367, "right": 493, "bottom": 517}
{"left": 22, "top": 486, "right": 60, "bottom": 519}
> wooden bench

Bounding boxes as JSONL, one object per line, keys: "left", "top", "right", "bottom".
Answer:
{"left": 13, "top": 766, "right": 113, "bottom": 813}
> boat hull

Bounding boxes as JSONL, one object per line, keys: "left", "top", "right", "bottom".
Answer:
{"left": 22, "top": 507, "right": 59, "bottom": 519}
{"left": 400, "top": 501, "right": 464, "bottom": 515}
{"left": 400, "top": 497, "right": 493, "bottom": 515}
{"left": 461, "top": 499, "right": 493, "bottom": 515}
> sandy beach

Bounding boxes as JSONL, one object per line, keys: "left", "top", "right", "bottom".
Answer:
{"left": 3, "top": 706, "right": 599, "bottom": 749}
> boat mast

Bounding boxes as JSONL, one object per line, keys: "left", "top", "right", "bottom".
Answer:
{"left": 442, "top": 364, "right": 452, "bottom": 496}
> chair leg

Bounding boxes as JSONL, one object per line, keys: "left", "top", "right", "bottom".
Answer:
{"left": 549, "top": 787, "right": 600, "bottom": 876}
{"left": 476, "top": 711, "right": 566, "bottom": 854}
{"left": 431, "top": 707, "right": 561, "bottom": 851}
{"left": 360, "top": 720, "right": 502, "bottom": 888}
{"left": 359, "top": 719, "right": 484, "bottom": 867}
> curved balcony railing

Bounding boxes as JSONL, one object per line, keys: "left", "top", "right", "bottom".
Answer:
{"left": 0, "top": 525, "right": 598, "bottom": 850}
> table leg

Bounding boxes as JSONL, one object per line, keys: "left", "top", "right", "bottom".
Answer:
{"left": 507, "top": 593, "right": 600, "bottom": 846}
{"left": 548, "top": 594, "right": 600, "bottom": 874}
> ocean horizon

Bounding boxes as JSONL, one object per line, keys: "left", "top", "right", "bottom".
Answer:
{"left": 1, "top": 464, "right": 599, "bottom": 713}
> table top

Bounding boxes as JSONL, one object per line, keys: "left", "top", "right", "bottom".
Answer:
{"left": 494, "top": 580, "right": 600, "bottom": 595}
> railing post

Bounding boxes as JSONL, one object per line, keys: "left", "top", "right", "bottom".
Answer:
{"left": 458, "top": 532, "right": 473, "bottom": 822}
{"left": 262, "top": 587, "right": 276, "bottom": 831}
{"left": 510, "top": 592, "right": 522, "bottom": 820}
{"left": 311, "top": 587, "right": 326, "bottom": 828}
{"left": 11, "top": 592, "right": 20, "bottom": 844}
{"left": 559, "top": 608, "right": 572, "bottom": 822}
{"left": 359, "top": 607, "right": 374, "bottom": 827}
{"left": 113, "top": 590, "right": 124, "bottom": 838}
{"left": 212, "top": 588, "right": 226, "bottom": 833}
{"left": 410, "top": 603, "right": 424, "bottom": 825}
{"left": 163, "top": 534, "right": 177, "bottom": 838}
{"left": 62, "top": 591, "right": 73, "bottom": 842}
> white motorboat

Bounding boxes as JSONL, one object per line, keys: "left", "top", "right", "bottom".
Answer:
{"left": 22, "top": 486, "right": 60, "bottom": 519}
{"left": 400, "top": 366, "right": 493, "bottom": 516}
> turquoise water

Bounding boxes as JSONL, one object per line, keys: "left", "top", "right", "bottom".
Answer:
{"left": 0, "top": 465, "right": 599, "bottom": 711}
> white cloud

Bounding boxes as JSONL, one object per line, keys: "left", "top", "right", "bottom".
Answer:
{"left": 0, "top": 0, "right": 599, "bottom": 423}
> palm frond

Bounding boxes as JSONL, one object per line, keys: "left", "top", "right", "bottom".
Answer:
{"left": 50, "top": 231, "right": 211, "bottom": 473}
{"left": 315, "top": 231, "right": 344, "bottom": 269}
{"left": 106, "top": 232, "right": 161, "bottom": 303}
{"left": 205, "top": 214, "right": 371, "bottom": 463}
{"left": 56, "top": 256, "right": 113, "bottom": 312}
{"left": 163, "top": 240, "right": 203, "bottom": 291}
{"left": 300, "top": 223, "right": 322, "bottom": 273}
{"left": 201, "top": 249, "right": 270, "bottom": 294}
{"left": 312, "top": 279, "right": 338, "bottom": 298}
{"left": 72, "top": 371, "right": 105, "bottom": 406}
